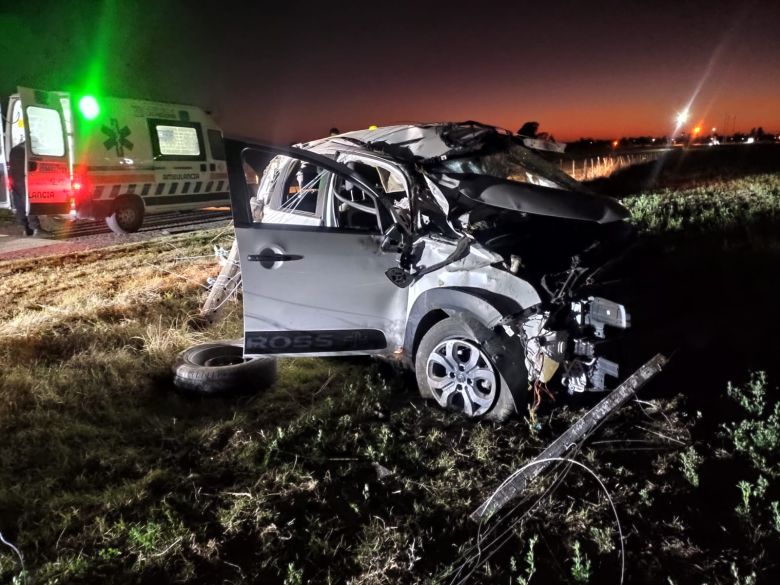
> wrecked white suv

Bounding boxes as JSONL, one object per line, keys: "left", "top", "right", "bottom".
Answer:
{"left": 223, "top": 123, "right": 633, "bottom": 421}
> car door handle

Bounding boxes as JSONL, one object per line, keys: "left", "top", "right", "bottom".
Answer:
{"left": 247, "top": 252, "right": 304, "bottom": 262}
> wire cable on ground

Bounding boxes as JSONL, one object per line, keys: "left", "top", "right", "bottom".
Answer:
{"left": 443, "top": 383, "right": 642, "bottom": 585}
{"left": 443, "top": 449, "right": 580, "bottom": 585}
{"left": 448, "top": 456, "right": 623, "bottom": 585}
{"left": 448, "top": 461, "right": 575, "bottom": 584}
{"left": 0, "top": 530, "right": 26, "bottom": 585}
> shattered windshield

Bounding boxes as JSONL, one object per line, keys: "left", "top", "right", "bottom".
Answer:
{"left": 441, "top": 143, "right": 582, "bottom": 191}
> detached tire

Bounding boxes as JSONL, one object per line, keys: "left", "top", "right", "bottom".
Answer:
{"left": 106, "top": 196, "right": 145, "bottom": 234}
{"left": 415, "top": 317, "right": 528, "bottom": 422}
{"left": 173, "top": 341, "right": 277, "bottom": 395}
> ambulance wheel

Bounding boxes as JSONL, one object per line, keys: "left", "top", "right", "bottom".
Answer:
{"left": 106, "top": 196, "right": 145, "bottom": 234}
{"left": 172, "top": 341, "right": 277, "bottom": 396}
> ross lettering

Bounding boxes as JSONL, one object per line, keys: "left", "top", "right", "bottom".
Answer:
{"left": 246, "top": 330, "right": 385, "bottom": 353}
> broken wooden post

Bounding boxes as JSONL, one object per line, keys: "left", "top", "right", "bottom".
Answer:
{"left": 471, "top": 353, "right": 668, "bottom": 521}
{"left": 200, "top": 238, "right": 241, "bottom": 323}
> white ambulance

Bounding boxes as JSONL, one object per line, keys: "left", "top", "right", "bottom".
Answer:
{"left": 0, "top": 87, "right": 229, "bottom": 233}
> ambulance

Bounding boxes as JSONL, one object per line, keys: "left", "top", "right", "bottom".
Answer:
{"left": 0, "top": 87, "right": 229, "bottom": 233}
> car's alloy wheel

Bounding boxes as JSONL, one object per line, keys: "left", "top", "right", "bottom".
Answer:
{"left": 425, "top": 338, "right": 497, "bottom": 417}
{"left": 415, "top": 316, "right": 524, "bottom": 421}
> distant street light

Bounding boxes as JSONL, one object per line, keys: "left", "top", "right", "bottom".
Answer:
{"left": 675, "top": 109, "right": 690, "bottom": 126}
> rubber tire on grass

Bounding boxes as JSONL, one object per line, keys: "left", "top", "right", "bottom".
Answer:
{"left": 173, "top": 341, "right": 277, "bottom": 396}
{"left": 415, "top": 316, "right": 527, "bottom": 422}
{"left": 105, "top": 196, "right": 145, "bottom": 234}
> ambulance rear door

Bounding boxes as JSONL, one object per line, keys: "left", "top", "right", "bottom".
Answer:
{"left": 0, "top": 99, "right": 8, "bottom": 209}
{"left": 18, "top": 87, "right": 73, "bottom": 215}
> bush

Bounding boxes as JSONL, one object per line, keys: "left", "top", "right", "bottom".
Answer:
{"left": 623, "top": 174, "right": 780, "bottom": 236}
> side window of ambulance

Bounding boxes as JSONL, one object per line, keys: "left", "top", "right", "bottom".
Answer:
{"left": 149, "top": 119, "right": 205, "bottom": 161}
{"left": 27, "top": 106, "right": 65, "bottom": 157}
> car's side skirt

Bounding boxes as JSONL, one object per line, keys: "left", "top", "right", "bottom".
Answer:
{"left": 244, "top": 329, "right": 387, "bottom": 354}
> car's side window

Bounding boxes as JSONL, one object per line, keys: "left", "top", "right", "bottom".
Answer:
{"left": 331, "top": 159, "right": 409, "bottom": 234}
{"left": 243, "top": 150, "right": 402, "bottom": 234}
{"left": 251, "top": 155, "right": 330, "bottom": 225}
{"left": 279, "top": 160, "right": 325, "bottom": 216}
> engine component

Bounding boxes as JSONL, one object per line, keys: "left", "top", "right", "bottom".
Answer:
{"left": 562, "top": 359, "right": 588, "bottom": 393}
{"left": 589, "top": 357, "right": 619, "bottom": 391}
{"left": 562, "top": 356, "right": 620, "bottom": 393}
{"left": 572, "top": 296, "right": 631, "bottom": 338}
{"left": 573, "top": 338, "right": 595, "bottom": 358}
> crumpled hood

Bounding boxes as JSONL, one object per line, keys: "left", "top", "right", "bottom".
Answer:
{"left": 450, "top": 175, "right": 630, "bottom": 224}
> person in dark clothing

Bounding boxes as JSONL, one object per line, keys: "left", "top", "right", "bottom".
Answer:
{"left": 9, "top": 141, "right": 41, "bottom": 236}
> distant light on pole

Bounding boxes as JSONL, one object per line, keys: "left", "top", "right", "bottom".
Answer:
{"left": 675, "top": 109, "right": 690, "bottom": 126}
{"left": 693, "top": 126, "right": 701, "bottom": 135}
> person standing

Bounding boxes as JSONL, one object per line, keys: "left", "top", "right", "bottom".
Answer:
{"left": 9, "top": 141, "right": 41, "bottom": 236}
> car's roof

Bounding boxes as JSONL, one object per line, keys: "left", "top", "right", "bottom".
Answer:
{"left": 300, "top": 123, "right": 480, "bottom": 161}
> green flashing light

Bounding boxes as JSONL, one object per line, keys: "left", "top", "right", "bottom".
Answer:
{"left": 78, "top": 95, "right": 100, "bottom": 120}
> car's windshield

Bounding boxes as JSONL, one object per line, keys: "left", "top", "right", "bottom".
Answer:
{"left": 440, "top": 143, "right": 581, "bottom": 191}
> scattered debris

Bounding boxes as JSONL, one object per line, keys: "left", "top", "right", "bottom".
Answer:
{"left": 471, "top": 353, "right": 668, "bottom": 521}
{"left": 372, "top": 462, "right": 394, "bottom": 480}
{"left": 200, "top": 238, "right": 241, "bottom": 323}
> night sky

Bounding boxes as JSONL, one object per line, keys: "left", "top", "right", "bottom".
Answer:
{"left": 1, "top": 0, "right": 778, "bottom": 143}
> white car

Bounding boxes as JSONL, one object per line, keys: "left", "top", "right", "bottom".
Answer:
{"left": 223, "top": 123, "right": 634, "bottom": 421}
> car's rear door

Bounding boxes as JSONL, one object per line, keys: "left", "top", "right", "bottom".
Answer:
{"left": 228, "top": 141, "right": 410, "bottom": 357}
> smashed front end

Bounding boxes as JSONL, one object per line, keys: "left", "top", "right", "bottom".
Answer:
{"left": 397, "top": 123, "right": 636, "bottom": 396}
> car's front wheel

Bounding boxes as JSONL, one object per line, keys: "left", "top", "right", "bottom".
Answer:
{"left": 415, "top": 317, "right": 525, "bottom": 421}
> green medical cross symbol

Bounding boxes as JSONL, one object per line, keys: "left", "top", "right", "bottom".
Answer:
{"left": 102, "top": 119, "right": 133, "bottom": 157}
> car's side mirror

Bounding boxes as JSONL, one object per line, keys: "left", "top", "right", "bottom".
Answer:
{"left": 385, "top": 266, "right": 413, "bottom": 288}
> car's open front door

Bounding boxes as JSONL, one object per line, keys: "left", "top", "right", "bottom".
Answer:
{"left": 17, "top": 87, "right": 73, "bottom": 215}
{"left": 227, "top": 140, "right": 410, "bottom": 358}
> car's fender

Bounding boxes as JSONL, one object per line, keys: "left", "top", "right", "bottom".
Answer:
{"left": 403, "top": 285, "right": 540, "bottom": 359}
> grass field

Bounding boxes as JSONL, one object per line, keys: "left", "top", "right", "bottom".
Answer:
{"left": 1, "top": 174, "right": 779, "bottom": 584}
